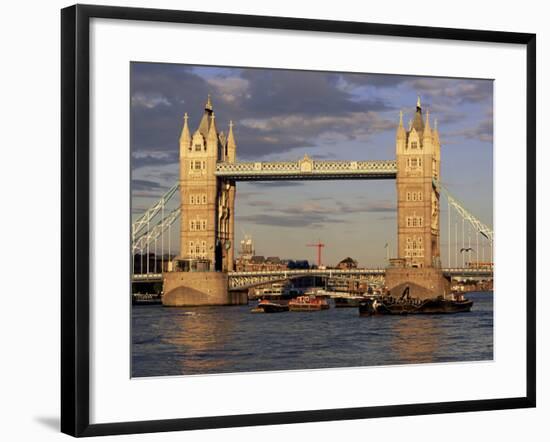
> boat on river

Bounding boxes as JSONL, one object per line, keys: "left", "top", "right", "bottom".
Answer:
{"left": 358, "top": 287, "right": 473, "bottom": 316}
{"left": 251, "top": 299, "right": 289, "bottom": 313}
{"left": 132, "top": 292, "right": 162, "bottom": 305}
{"left": 289, "top": 295, "right": 330, "bottom": 312}
{"left": 333, "top": 294, "right": 366, "bottom": 308}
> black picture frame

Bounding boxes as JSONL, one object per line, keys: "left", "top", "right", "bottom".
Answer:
{"left": 61, "top": 4, "right": 536, "bottom": 437}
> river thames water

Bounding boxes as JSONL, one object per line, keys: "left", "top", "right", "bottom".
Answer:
{"left": 131, "top": 291, "right": 493, "bottom": 377}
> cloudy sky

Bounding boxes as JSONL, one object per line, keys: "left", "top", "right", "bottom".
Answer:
{"left": 131, "top": 63, "right": 493, "bottom": 267}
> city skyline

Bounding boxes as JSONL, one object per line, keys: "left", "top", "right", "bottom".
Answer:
{"left": 131, "top": 62, "right": 493, "bottom": 267}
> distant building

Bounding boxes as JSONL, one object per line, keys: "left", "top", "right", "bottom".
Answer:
{"left": 466, "top": 261, "right": 493, "bottom": 269}
{"left": 337, "top": 257, "right": 358, "bottom": 269}
{"left": 239, "top": 235, "right": 255, "bottom": 260}
{"left": 287, "top": 260, "right": 310, "bottom": 269}
{"left": 235, "top": 255, "right": 289, "bottom": 272}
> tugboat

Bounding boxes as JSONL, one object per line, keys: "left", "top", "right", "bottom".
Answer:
{"left": 252, "top": 298, "right": 289, "bottom": 313}
{"left": 358, "top": 287, "right": 473, "bottom": 316}
{"left": 289, "top": 295, "right": 330, "bottom": 312}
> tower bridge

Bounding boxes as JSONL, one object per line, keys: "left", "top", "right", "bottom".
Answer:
{"left": 132, "top": 95, "right": 494, "bottom": 306}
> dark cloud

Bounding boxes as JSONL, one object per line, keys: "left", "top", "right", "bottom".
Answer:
{"left": 131, "top": 63, "right": 398, "bottom": 160}
{"left": 131, "top": 63, "right": 210, "bottom": 155}
{"left": 237, "top": 198, "right": 395, "bottom": 229}
{"left": 132, "top": 179, "right": 163, "bottom": 191}
{"left": 447, "top": 118, "right": 493, "bottom": 143}
{"left": 408, "top": 78, "right": 493, "bottom": 105}
{"left": 246, "top": 200, "right": 274, "bottom": 207}
{"left": 131, "top": 151, "right": 178, "bottom": 169}
{"left": 236, "top": 213, "right": 345, "bottom": 228}
{"left": 341, "top": 73, "right": 410, "bottom": 88}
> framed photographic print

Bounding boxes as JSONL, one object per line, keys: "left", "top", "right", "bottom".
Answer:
{"left": 61, "top": 4, "right": 536, "bottom": 437}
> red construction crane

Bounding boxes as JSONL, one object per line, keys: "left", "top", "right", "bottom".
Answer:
{"left": 307, "top": 241, "right": 326, "bottom": 268}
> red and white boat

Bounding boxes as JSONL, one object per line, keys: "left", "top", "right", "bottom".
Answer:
{"left": 288, "top": 295, "right": 330, "bottom": 312}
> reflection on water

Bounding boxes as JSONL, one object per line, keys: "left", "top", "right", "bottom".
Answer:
{"left": 162, "top": 309, "right": 235, "bottom": 373}
{"left": 390, "top": 315, "right": 441, "bottom": 364}
{"left": 132, "top": 292, "right": 493, "bottom": 377}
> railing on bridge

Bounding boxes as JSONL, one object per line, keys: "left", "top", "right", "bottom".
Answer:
{"left": 131, "top": 266, "right": 493, "bottom": 288}
{"left": 215, "top": 158, "right": 397, "bottom": 180}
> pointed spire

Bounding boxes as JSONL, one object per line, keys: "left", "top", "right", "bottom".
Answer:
{"left": 179, "top": 112, "right": 191, "bottom": 145}
{"left": 226, "top": 120, "right": 236, "bottom": 162}
{"left": 207, "top": 112, "right": 218, "bottom": 140}
{"left": 423, "top": 109, "right": 432, "bottom": 135}
{"left": 396, "top": 110, "right": 405, "bottom": 139}
{"left": 198, "top": 95, "right": 213, "bottom": 138}
{"left": 411, "top": 96, "right": 424, "bottom": 133}
{"left": 227, "top": 120, "right": 236, "bottom": 146}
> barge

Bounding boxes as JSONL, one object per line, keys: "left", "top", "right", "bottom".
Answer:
{"left": 359, "top": 287, "right": 473, "bottom": 316}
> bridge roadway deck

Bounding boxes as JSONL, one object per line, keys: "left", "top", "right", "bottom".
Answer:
{"left": 132, "top": 267, "right": 494, "bottom": 285}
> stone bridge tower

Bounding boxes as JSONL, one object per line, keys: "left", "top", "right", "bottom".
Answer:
{"left": 386, "top": 98, "right": 449, "bottom": 299}
{"left": 164, "top": 96, "right": 242, "bottom": 306}
{"left": 395, "top": 97, "right": 441, "bottom": 268}
{"left": 178, "top": 95, "right": 236, "bottom": 272}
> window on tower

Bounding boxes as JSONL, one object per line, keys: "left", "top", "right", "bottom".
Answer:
{"left": 195, "top": 144, "right": 202, "bottom": 151}
{"left": 406, "top": 157, "right": 423, "bottom": 171}
{"left": 411, "top": 141, "right": 418, "bottom": 149}
{"left": 406, "top": 215, "right": 424, "bottom": 228}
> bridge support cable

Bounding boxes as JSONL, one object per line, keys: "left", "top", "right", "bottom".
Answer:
{"left": 434, "top": 179, "right": 493, "bottom": 244}
{"left": 435, "top": 178, "right": 493, "bottom": 271}
{"left": 133, "top": 207, "right": 181, "bottom": 255}
{"left": 460, "top": 218, "right": 466, "bottom": 268}
{"left": 132, "top": 183, "right": 179, "bottom": 239}
{"left": 161, "top": 203, "right": 164, "bottom": 273}
{"left": 168, "top": 222, "right": 172, "bottom": 269}
{"left": 447, "top": 198, "right": 451, "bottom": 268}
